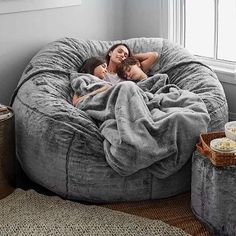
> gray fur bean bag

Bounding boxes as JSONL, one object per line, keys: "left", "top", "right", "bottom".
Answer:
{"left": 11, "top": 37, "right": 228, "bottom": 202}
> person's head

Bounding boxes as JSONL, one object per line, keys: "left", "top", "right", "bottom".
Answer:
{"left": 105, "top": 43, "right": 132, "bottom": 67}
{"left": 79, "top": 57, "right": 107, "bottom": 79}
{"left": 117, "top": 57, "right": 147, "bottom": 81}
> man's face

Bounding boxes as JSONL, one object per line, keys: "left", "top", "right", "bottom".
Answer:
{"left": 124, "top": 64, "right": 146, "bottom": 81}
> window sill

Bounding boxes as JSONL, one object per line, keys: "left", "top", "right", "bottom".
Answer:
{"left": 197, "top": 57, "right": 236, "bottom": 85}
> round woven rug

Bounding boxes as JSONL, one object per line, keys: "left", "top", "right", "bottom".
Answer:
{"left": 0, "top": 189, "right": 190, "bottom": 235}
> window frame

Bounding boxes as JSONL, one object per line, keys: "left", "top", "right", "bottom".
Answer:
{"left": 167, "top": 0, "right": 236, "bottom": 83}
{"left": 167, "top": 0, "right": 185, "bottom": 46}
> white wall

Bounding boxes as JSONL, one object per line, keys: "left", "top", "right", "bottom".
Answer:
{"left": 123, "top": 0, "right": 168, "bottom": 39}
{"left": 0, "top": 0, "right": 124, "bottom": 105}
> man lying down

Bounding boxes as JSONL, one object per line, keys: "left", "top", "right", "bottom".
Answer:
{"left": 70, "top": 56, "right": 210, "bottom": 179}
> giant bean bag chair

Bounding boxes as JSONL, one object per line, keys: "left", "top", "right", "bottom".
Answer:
{"left": 11, "top": 37, "right": 228, "bottom": 202}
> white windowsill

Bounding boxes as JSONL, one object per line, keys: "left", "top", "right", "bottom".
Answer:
{"left": 197, "top": 57, "right": 236, "bottom": 85}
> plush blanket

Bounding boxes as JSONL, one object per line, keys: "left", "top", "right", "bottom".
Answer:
{"left": 71, "top": 73, "right": 210, "bottom": 178}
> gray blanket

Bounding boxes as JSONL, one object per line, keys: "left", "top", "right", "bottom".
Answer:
{"left": 71, "top": 73, "right": 210, "bottom": 178}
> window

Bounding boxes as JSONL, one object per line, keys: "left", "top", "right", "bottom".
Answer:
{"left": 185, "top": 0, "right": 215, "bottom": 58}
{"left": 185, "top": 0, "right": 236, "bottom": 63}
{"left": 168, "top": 0, "right": 236, "bottom": 65}
{"left": 218, "top": 0, "right": 236, "bottom": 62}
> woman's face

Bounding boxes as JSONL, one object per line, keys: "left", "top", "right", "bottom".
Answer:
{"left": 93, "top": 63, "right": 107, "bottom": 79}
{"left": 109, "top": 45, "right": 129, "bottom": 65}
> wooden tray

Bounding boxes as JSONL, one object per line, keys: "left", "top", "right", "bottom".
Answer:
{"left": 196, "top": 131, "right": 236, "bottom": 167}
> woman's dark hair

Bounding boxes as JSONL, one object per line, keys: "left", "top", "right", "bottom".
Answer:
{"left": 105, "top": 43, "right": 132, "bottom": 65}
{"left": 79, "top": 57, "right": 106, "bottom": 75}
{"left": 117, "top": 57, "right": 141, "bottom": 79}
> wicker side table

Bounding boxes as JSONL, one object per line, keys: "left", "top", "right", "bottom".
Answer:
{"left": 191, "top": 150, "right": 236, "bottom": 235}
{"left": 0, "top": 105, "right": 15, "bottom": 199}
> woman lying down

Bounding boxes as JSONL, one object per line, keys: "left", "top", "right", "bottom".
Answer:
{"left": 70, "top": 56, "right": 210, "bottom": 179}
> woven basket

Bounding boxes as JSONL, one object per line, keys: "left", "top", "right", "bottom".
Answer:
{"left": 196, "top": 131, "right": 236, "bottom": 167}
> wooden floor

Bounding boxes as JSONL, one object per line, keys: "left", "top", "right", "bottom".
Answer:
{"left": 102, "top": 192, "right": 210, "bottom": 236}
{"left": 0, "top": 185, "right": 15, "bottom": 200}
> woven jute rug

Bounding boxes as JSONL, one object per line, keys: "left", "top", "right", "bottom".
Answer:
{"left": 0, "top": 189, "right": 190, "bottom": 236}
